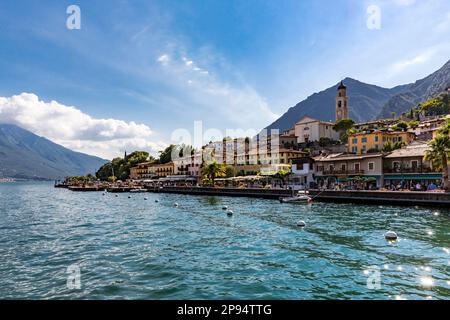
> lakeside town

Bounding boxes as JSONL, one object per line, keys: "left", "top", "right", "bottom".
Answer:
{"left": 60, "top": 82, "right": 450, "bottom": 192}
{"left": 60, "top": 82, "right": 450, "bottom": 198}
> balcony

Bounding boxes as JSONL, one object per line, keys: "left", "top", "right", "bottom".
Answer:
{"left": 323, "top": 169, "right": 365, "bottom": 175}
{"left": 383, "top": 167, "right": 438, "bottom": 174}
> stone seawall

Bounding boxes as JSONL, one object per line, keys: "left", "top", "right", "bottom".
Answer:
{"left": 308, "top": 190, "right": 450, "bottom": 207}
{"left": 148, "top": 186, "right": 294, "bottom": 199}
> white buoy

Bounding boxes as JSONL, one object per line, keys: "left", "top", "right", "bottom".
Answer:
{"left": 222, "top": 206, "right": 228, "bottom": 210}
{"left": 227, "top": 210, "right": 234, "bottom": 216}
{"left": 297, "top": 220, "right": 306, "bottom": 227}
{"left": 174, "top": 203, "right": 179, "bottom": 207}
{"left": 385, "top": 231, "right": 398, "bottom": 240}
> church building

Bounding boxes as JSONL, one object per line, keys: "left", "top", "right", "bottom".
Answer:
{"left": 336, "top": 81, "right": 349, "bottom": 121}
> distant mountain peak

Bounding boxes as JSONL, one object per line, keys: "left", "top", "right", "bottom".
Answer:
{"left": 0, "top": 124, "right": 108, "bottom": 180}
{"left": 265, "top": 59, "right": 450, "bottom": 132}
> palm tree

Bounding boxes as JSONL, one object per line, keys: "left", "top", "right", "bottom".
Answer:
{"left": 201, "top": 162, "right": 227, "bottom": 186}
{"left": 424, "top": 135, "right": 450, "bottom": 191}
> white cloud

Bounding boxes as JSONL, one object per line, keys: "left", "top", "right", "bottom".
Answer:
{"left": 157, "top": 54, "right": 170, "bottom": 66}
{"left": 0, "top": 93, "right": 166, "bottom": 159}
{"left": 157, "top": 53, "right": 279, "bottom": 130}
{"left": 389, "top": 48, "right": 437, "bottom": 76}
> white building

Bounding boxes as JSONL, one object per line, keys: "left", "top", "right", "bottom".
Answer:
{"left": 294, "top": 116, "right": 339, "bottom": 144}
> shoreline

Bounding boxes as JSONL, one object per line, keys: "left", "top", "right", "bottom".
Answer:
{"left": 63, "top": 185, "right": 450, "bottom": 207}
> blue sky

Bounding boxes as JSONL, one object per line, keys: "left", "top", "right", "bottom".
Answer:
{"left": 0, "top": 0, "right": 449, "bottom": 158}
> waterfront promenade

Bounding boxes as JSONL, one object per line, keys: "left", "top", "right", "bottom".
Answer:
{"left": 63, "top": 184, "right": 450, "bottom": 207}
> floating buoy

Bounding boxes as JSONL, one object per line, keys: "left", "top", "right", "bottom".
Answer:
{"left": 155, "top": 200, "right": 159, "bottom": 203}
{"left": 115, "top": 194, "right": 119, "bottom": 197}
{"left": 222, "top": 206, "right": 228, "bottom": 210}
{"left": 144, "top": 197, "right": 148, "bottom": 201}
{"left": 297, "top": 220, "right": 306, "bottom": 227}
{"left": 227, "top": 210, "right": 234, "bottom": 216}
{"left": 385, "top": 231, "right": 398, "bottom": 240}
{"left": 174, "top": 203, "right": 179, "bottom": 207}
{"left": 128, "top": 196, "right": 131, "bottom": 199}
{"left": 102, "top": 193, "right": 106, "bottom": 196}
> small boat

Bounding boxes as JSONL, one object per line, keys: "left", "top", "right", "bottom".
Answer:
{"left": 130, "top": 189, "right": 147, "bottom": 193}
{"left": 280, "top": 194, "right": 312, "bottom": 203}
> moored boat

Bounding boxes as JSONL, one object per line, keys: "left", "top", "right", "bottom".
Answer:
{"left": 280, "top": 194, "right": 312, "bottom": 203}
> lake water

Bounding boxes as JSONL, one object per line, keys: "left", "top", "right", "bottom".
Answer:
{"left": 0, "top": 182, "right": 449, "bottom": 300}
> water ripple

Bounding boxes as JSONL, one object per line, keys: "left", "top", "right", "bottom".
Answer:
{"left": 0, "top": 182, "right": 449, "bottom": 299}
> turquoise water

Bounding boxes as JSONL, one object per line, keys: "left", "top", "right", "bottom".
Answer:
{"left": 0, "top": 182, "right": 449, "bottom": 300}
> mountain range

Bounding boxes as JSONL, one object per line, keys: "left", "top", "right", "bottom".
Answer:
{"left": 266, "top": 59, "right": 450, "bottom": 132}
{"left": 0, "top": 124, "right": 107, "bottom": 180}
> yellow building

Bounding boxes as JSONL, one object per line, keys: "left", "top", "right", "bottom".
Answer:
{"left": 348, "top": 131, "right": 415, "bottom": 154}
{"left": 148, "top": 162, "right": 175, "bottom": 177}
{"left": 130, "top": 162, "right": 154, "bottom": 180}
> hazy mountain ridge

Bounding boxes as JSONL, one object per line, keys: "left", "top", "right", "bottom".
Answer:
{"left": 266, "top": 59, "right": 450, "bottom": 132}
{"left": 0, "top": 124, "right": 108, "bottom": 180}
{"left": 378, "top": 59, "right": 450, "bottom": 118}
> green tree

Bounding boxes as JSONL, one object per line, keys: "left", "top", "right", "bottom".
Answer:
{"left": 333, "top": 119, "right": 355, "bottom": 141}
{"left": 424, "top": 135, "right": 450, "bottom": 191}
{"left": 438, "top": 118, "right": 450, "bottom": 136}
{"left": 225, "top": 166, "right": 235, "bottom": 178}
{"left": 382, "top": 141, "right": 405, "bottom": 153}
{"left": 392, "top": 121, "right": 408, "bottom": 132}
{"left": 417, "top": 93, "right": 449, "bottom": 116}
{"left": 96, "top": 151, "right": 151, "bottom": 181}
{"left": 272, "top": 170, "right": 291, "bottom": 185}
{"left": 391, "top": 112, "right": 396, "bottom": 119}
{"left": 158, "top": 145, "right": 177, "bottom": 164}
{"left": 201, "top": 162, "right": 227, "bottom": 186}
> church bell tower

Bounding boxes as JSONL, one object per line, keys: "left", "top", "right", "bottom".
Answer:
{"left": 336, "top": 81, "right": 349, "bottom": 122}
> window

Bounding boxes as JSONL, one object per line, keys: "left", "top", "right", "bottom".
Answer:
{"left": 341, "top": 164, "right": 346, "bottom": 171}
{"left": 361, "top": 145, "right": 367, "bottom": 153}
{"left": 361, "top": 137, "right": 367, "bottom": 143}
{"left": 354, "top": 163, "right": 360, "bottom": 171}
{"left": 368, "top": 162, "right": 375, "bottom": 171}
{"left": 304, "top": 127, "right": 309, "bottom": 131}
{"left": 352, "top": 138, "right": 358, "bottom": 144}
{"left": 374, "top": 136, "right": 379, "bottom": 142}
{"left": 352, "top": 146, "right": 357, "bottom": 153}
